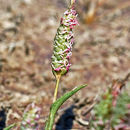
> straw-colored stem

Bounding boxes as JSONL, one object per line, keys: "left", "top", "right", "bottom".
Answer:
{"left": 53, "top": 74, "right": 61, "bottom": 102}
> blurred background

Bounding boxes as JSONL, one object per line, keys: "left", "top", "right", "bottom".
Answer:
{"left": 0, "top": 0, "right": 130, "bottom": 129}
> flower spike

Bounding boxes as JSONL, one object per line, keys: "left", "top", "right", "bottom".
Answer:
{"left": 51, "top": 0, "right": 78, "bottom": 76}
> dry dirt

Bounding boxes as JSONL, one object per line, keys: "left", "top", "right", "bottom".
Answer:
{"left": 0, "top": 0, "right": 130, "bottom": 129}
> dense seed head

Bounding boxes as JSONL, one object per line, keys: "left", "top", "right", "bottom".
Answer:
{"left": 51, "top": 1, "right": 78, "bottom": 76}
{"left": 21, "top": 103, "right": 41, "bottom": 129}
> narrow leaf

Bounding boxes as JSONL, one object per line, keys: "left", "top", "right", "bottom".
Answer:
{"left": 4, "top": 123, "right": 16, "bottom": 130}
{"left": 45, "top": 84, "right": 87, "bottom": 130}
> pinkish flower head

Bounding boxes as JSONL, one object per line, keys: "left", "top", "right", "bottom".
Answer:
{"left": 52, "top": 0, "right": 78, "bottom": 76}
{"left": 21, "top": 103, "right": 41, "bottom": 129}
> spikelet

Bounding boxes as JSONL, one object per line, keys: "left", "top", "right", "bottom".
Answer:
{"left": 51, "top": 0, "right": 78, "bottom": 76}
{"left": 21, "top": 103, "right": 41, "bottom": 130}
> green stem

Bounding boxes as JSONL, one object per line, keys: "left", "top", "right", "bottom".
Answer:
{"left": 45, "top": 84, "right": 87, "bottom": 130}
{"left": 4, "top": 123, "right": 16, "bottom": 130}
{"left": 53, "top": 74, "right": 61, "bottom": 103}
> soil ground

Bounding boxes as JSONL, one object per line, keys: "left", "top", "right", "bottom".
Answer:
{"left": 0, "top": 0, "right": 130, "bottom": 129}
